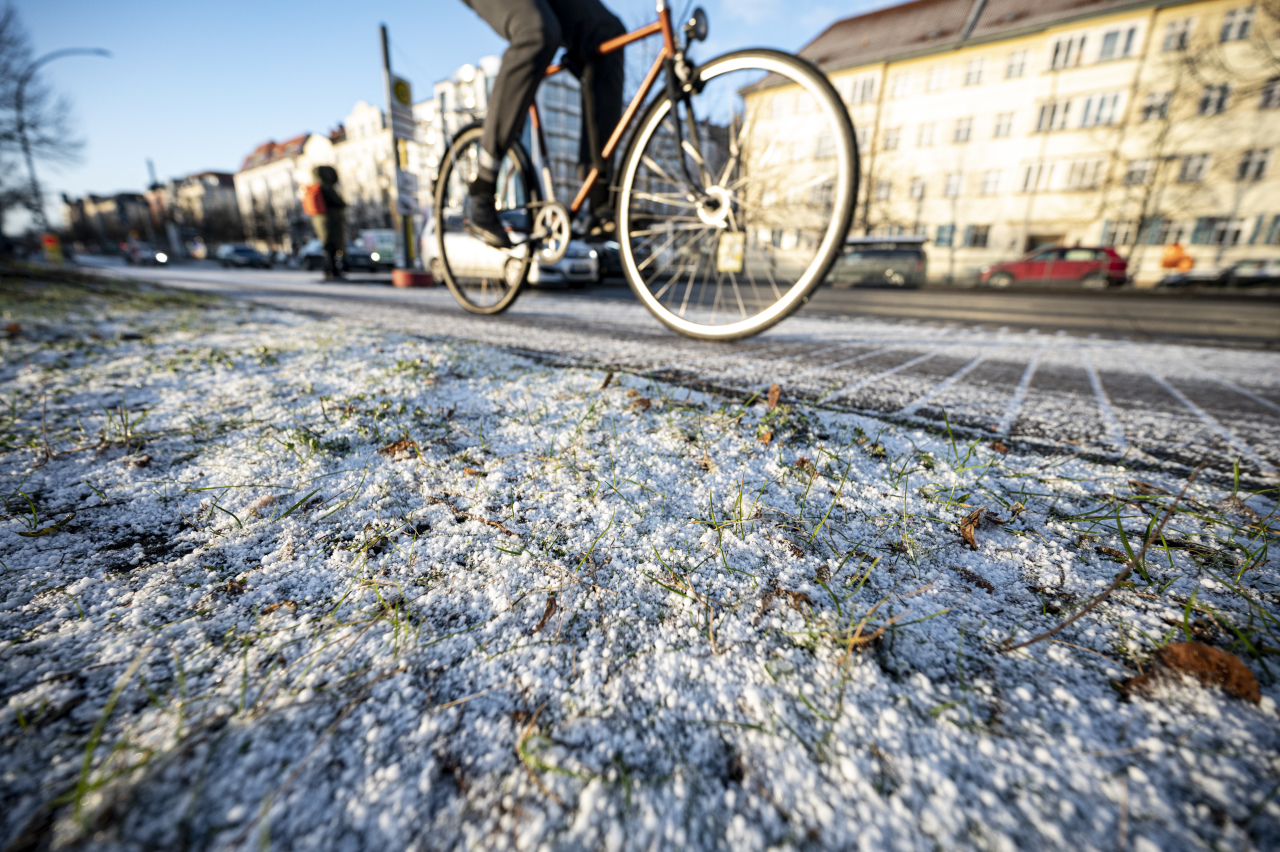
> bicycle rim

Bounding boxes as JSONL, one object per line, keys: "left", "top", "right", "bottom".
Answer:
{"left": 434, "top": 127, "right": 537, "bottom": 314}
{"left": 618, "top": 50, "right": 857, "bottom": 340}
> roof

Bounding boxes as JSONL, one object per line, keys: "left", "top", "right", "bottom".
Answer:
{"left": 239, "top": 135, "right": 311, "bottom": 172}
{"left": 796, "top": 0, "right": 1163, "bottom": 74}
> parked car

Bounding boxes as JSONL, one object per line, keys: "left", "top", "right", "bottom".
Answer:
{"left": 591, "top": 240, "right": 624, "bottom": 282}
{"left": 1159, "top": 258, "right": 1280, "bottom": 288}
{"left": 123, "top": 242, "right": 169, "bottom": 265}
{"left": 420, "top": 215, "right": 598, "bottom": 287}
{"left": 827, "top": 236, "right": 927, "bottom": 287}
{"left": 979, "top": 246, "right": 1126, "bottom": 288}
{"left": 215, "top": 243, "right": 271, "bottom": 269}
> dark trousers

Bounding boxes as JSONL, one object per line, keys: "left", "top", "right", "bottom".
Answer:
{"left": 463, "top": 0, "right": 625, "bottom": 207}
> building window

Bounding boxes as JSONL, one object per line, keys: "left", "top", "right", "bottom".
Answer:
{"left": 1177, "top": 153, "right": 1210, "bottom": 182}
{"left": 953, "top": 117, "right": 973, "bottom": 143}
{"left": 926, "top": 65, "right": 947, "bottom": 92}
{"left": 909, "top": 177, "right": 926, "bottom": 200}
{"left": 1021, "top": 162, "right": 1053, "bottom": 191}
{"left": 843, "top": 75, "right": 877, "bottom": 105}
{"left": 917, "top": 122, "right": 936, "bottom": 147}
{"left": 810, "top": 179, "right": 835, "bottom": 207}
{"left": 891, "top": 72, "right": 911, "bottom": 98}
{"left": 860, "top": 77, "right": 877, "bottom": 103}
{"left": 883, "top": 127, "right": 901, "bottom": 150}
{"left": 1006, "top": 50, "right": 1028, "bottom": 78}
{"left": 1237, "top": 148, "right": 1270, "bottom": 180}
{"left": 856, "top": 127, "right": 870, "bottom": 153}
{"left": 1192, "top": 217, "right": 1247, "bottom": 246}
{"left": 964, "top": 58, "right": 985, "bottom": 86}
{"left": 936, "top": 224, "right": 955, "bottom": 247}
{"left": 1199, "top": 84, "right": 1230, "bottom": 115}
{"left": 1260, "top": 76, "right": 1280, "bottom": 109}
{"left": 1124, "top": 158, "right": 1153, "bottom": 185}
{"left": 875, "top": 179, "right": 892, "bottom": 200}
{"left": 980, "top": 170, "right": 1000, "bottom": 195}
{"left": 1036, "top": 101, "right": 1071, "bottom": 132}
{"left": 1104, "top": 220, "right": 1139, "bottom": 246}
{"left": 1081, "top": 93, "right": 1122, "bottom": 127}
{"left": 1163, "top": 19, "right": 1192, "bottom": 52}
{"left": 964, "top": 225, "right": 990, "bottom": 247}
{"left": 993, "top": 112, "right": 1014, "bottom": 138}
{"left": 1148, "top": 218, "right": 1186, "bottom": 245}
{"left": 1220, "top": 6, "right": 1254, "bottom": 41}
{"left": 815, "top": 132, "right": 836, "bottom": 159}
{"left": 1141, "top": 92, "right": 1171, "bottom": 121}
{"left": 1066, "top": 159, "right": 1104, "bottom": 189}
{"left": 944, "top": 172, "right": 962, "bottom": 197}
{"left": 1266, "top": 215, "right": 1280, "bottom": 245}
{"left": 1100, "top": 26, "right": 1139, "bottom": 60}
{"left": 1050, "top": 36, "right": 1086, "bottom": 69}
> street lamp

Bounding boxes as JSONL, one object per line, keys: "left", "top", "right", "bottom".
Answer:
{"left": 15, "top": 47, "right": 111, "bottom": 231}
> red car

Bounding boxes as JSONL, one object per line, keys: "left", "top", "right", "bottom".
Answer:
{"left": 979, "top": 246, "right": 1127, "bottom": 288}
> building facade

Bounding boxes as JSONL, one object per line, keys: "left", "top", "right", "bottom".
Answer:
{"left": 765, "top": 0, "right": 1280, "bottom": 282}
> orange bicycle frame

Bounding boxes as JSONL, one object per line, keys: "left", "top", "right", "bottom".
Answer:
{"left": 528, "top": 4, "right": 677, "bottom": 214}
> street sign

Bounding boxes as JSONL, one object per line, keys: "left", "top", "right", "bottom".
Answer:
{"left": 387, "top": 74, "right": 415, "bottom": 141}
{"left": 395, "top": 169, "right": 419, "bottom": 215}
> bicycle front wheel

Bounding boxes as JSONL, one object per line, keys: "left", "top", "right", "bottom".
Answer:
{"left": 617, "top": 49, "right": 858, "bottom": 340}
{"left": 433, "top": 125, "right": 539, "bottom": 314}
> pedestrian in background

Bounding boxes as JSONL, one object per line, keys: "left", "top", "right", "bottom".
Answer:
{"left": 304, "top": 165, "right": 348, "bottom": 280}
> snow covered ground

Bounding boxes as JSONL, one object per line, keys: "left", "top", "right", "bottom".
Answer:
{"left": 3, "top": 273, "right": 1278, "bottom": 850}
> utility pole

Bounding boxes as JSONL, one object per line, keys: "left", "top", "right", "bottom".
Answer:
{"left": 381, "top": 24, "right": 416, "bottom": 269}
{"left": 15, "top": 48, "right": 111, "bottom": 231}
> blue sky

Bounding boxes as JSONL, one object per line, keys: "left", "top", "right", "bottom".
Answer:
{"left": 15, "top": 0, "right": 885, "bottom": 227}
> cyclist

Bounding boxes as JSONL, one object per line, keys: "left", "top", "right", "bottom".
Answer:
{"left": 459, "top": 0, "right": 625, "bottom": 248}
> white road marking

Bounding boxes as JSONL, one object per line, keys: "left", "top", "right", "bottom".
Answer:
{"left": 996, "top": 347, "right": 1045, "bottom": 436}
{"left": 828, "top": 348, "right": 949, "bottom": 402}
{"left": 1140, "top": 363, "right": 1277, "bottom": 477}
{"left": 899, "top": 347, "right": 1004, "bottom": 416}
{"left": 1082, "top": 349, "right": 1128, "bottom": 451}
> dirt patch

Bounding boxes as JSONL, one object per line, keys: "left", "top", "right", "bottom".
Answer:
{"left": 1124, "top": 641, "right": 1260, "bottom": 704}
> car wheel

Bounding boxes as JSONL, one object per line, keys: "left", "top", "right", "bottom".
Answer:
{"left": 1080, "top": 272, "right": 1108, "bottom": 290}
{"left": 987, "top": 272, "right": 1013, "bottom": 288}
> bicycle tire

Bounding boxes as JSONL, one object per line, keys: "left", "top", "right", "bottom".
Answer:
{"left": 433, "top": 125, "right": 539, "bottom": 315}
{"left": 617, "top": 49, "right": 858, "bottom": 340}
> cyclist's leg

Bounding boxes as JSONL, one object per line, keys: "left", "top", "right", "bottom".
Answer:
{"left": 548, "top": 0, "right": 624, "bottom": 225}
{"left": 460, "top": 0, "right": 562, "bottom": 247}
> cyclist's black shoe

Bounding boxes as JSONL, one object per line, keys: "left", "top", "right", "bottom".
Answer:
{"left": 467, "top": 179, "right": 512, "bottom": 250}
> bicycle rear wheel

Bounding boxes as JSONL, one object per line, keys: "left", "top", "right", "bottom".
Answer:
{"left": 617, "top": 49, "right": 858, "bottom": 340}
{"left": 433, "top": 125, "right": 538, "bottom": 314}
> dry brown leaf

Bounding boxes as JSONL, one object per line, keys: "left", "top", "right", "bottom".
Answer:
{"left": 260, "top": 600, "right": 297, "bottom": 615}
{"left": 225, "top": 579, "right": 246, "bottom": 596}
{"left": 1095, "top": 545, "right": 1127, "bottom": 561}
{"left": 378, "top": 439, "right": 418, "bottom": 461}
{"left": 629, "top": 397, "right": 651, "bottom": 412}
{"left": 989, "top": 441, "right": 1010, "bottom": 454}
{"left": 1009, "top": 502, "right": 1027, "bottom": 517}
{"left": 796, "top": 457, "right": 816, "bottom": 475}
{"left": 123, "top": 454, "right": 151, "bottom": 468}
{"left": 758, "top": 431, "right": 773, "bottom": 445}
{"left": 1128, "top": 479, "right": 1172, "bottom": 496}
{"left": 954, "top": 566, "right": 995, "bottom": 594}
{"left": 245, "top": 494, "right": 279, "bottom": 517}
{"left": 767, "top": 383, "right": 781, "bottom": 410}
{"left": 600, "top": 371, "right": 614, "bottom": 390}
{"left": 696, "top": 447, "right": 714, "bottom": 471}
{"left": 626, "top": 389, "right": 640, "bottom": 397}
{"left": 959, "top": 507, "right": 985, "bottom": 549}
{"left": 1124, "top": 641, "right": 1260, "bottom": 703}
{"left": 531, "top": 595, "right": 557, "bottom": 634}
{"left": 4, "top": 323, "right": 20, "bottom": 338}
{"left": 463, "top": 467, "right": 483, "bottom": 477}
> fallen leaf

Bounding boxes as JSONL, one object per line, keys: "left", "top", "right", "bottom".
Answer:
{"left": 796, "top": 457, "right": 816, "bottom": 475}
{"left": 531, "top": 595, "right": 557, "bottom": 634}
{"left": 767, "top": 383, "right": 781, "bottom": 410}
{"left": 225, "top": 579, "right": 246, "bottom": 596}
{"left": 758, "top": 431, "right": 773, "bottom": 445}
{"left": 600, "top": 371, "right": 614, "bottom": 390}
{"left": 626, "top": 389, "right": 640, "bottom": 397}
{"left": 4, "top": 322, "right": 19, "bottom": 338}
{"left": 123, "top": 454, "right": 151, "bottom": 468}
{"left": 989, "top": 441, "right": 1009, "bottom": 454}
{"left": 260, "top": 600, "right": 297, "bottom": 615}
{"left": 377, "top": 439, "right": 418, "bottom": 461}
{"left": 959, "top": 507, "right": 985, "bottom": 549}
{"left": 696, "top": 447, "right": 714, "bottom": 471}
{"left": 953, "top": 566, "right": 994, "bottom": 594}
{"left": 463, "top": 467, "right": 483, "bottom": 477}
{"left": 1075, "top": 534, "right": 1099, "bottom": 548}
{"left": 1128, "top": 479, "right": 1171, "bottom": 496}
{"left": 1008, "top": 502, "right": 1027, "bottom": 517}
{"left": 815, "top": 564, "right": 831, "bottom": 584}
{"left": 629, "top": 397, "right": 651, "bottom": 412}
{"left": 245, "top": 494, "right": 279, "bottom": 517}
{"left": 1095, "top": 545, "right": 1127, "bottom": 561}
{"left": 1124, "top": 641, "right": 1259, "bottom": 704}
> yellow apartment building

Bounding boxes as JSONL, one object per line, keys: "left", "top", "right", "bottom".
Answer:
{"left": 760, "top": 0, "right": 1280, "bottom": 283}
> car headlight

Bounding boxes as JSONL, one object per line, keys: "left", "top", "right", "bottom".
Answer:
{"left": 589, "top": 250, "right": 597, "bottom": 258}
{"left": 370, "top": 252, "right": 380, "bottom": 261}
{"left": 979, "top": 265, "right": 991, "bottom": 274}
{"left": 156, "top": 253, "right": 168, "bottom": 263}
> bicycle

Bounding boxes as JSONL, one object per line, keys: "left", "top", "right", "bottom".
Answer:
{"left": 432, "top": 0, "right": 859, "bottom": 340}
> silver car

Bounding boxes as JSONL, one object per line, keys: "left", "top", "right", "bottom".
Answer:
{"left": 827, "top": 236, "right": 927, "bottom": 288}
{"left": 420, "top": 215, "right": 598, "bottom": 287}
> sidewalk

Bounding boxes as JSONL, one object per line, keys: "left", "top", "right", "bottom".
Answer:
{"left": 2, "top": 272, "right": 1277, "bottom": 850}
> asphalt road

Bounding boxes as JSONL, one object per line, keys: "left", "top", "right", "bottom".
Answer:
{"left": 82, "top": 260, "right": 1280, "bottom": 483}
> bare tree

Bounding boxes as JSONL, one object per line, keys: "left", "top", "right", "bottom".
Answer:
{"left": 0, "top": 4, "right": 86, "bottom": 234}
